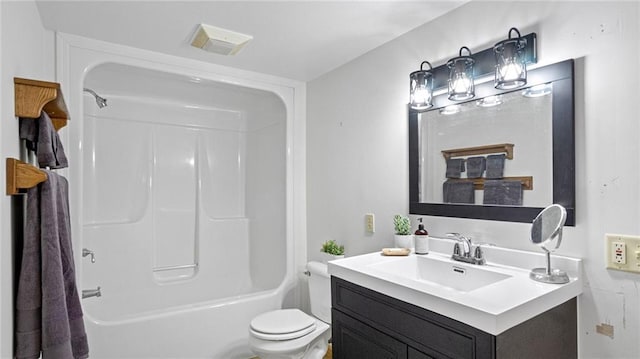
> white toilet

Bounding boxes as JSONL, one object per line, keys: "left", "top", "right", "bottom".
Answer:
{"left": 249, "top": 261, "right": 332, "bottom": 359}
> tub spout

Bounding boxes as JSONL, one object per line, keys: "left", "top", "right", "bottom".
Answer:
{"left": 82, "top": 248, "right": 95, "bottom": 263}
{"left": 82, "top": 286, "right": 101, "bottom": 299}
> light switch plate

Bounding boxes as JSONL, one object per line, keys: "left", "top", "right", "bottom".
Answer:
{"left": 365, "top": 213, "right": 375, "bottom": 234}
{"left": 606, "top": 233, "right": 640, "bottom": 273}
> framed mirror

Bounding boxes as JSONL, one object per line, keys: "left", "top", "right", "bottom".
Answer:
{"left": 409, "top": 59, "right": 575, "bottom": 225}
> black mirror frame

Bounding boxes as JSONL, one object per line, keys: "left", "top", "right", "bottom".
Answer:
{"left": 409, "top": 59, "right": 575, "bottom": 226}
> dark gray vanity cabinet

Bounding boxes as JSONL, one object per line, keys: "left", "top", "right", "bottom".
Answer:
{"left": 331, "top": 277, "right": 577, "bottom": 359}
{"left": 333, "top": 309, "right": 408, "bottom": 358}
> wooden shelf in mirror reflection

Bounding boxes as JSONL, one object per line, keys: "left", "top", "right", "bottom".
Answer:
{"left": 6, "top": 158, "right": 47, "bottom": 195}
{"left": 446, "top": 176, "right": 533, "bottom": 191}
{"left": 442, "top": 143, "right": 514, "bottom": 160}
{"left": 14, "top": 77, "right": 69, "bottom": 130}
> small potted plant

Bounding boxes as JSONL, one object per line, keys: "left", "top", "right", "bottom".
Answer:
{"left": 393, "top": 214, "right": 414, "bottom": 248}
{"left": 320, "top": 239, "right": 345, "bottom": 263}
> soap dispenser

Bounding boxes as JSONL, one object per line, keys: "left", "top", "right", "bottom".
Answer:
{"left": 414, "top": 218, "right": 429, "bottom": 254}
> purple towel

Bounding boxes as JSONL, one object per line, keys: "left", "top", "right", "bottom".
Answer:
{"left": 483, "top": 180, "right": 523, "bottom": 205}
{"left": 443, "top": 180, "right": 475, "bottom": 204}
{"left": 19, "top": 111, "right": 68, "bottom": 169}
{"left": 16, "top": 171, "right": 88, "bottom": 359}
{"left": 466, "top": 156, "right": 486, "bottom": 178}
{"left": 445, "top": 158, "right": 465, "bottom": 179}
{"left": 485, "top": 154, "right": 505, "bottom": 179}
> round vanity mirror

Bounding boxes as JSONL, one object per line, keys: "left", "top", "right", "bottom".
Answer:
{"left": 529, "top": 204, "right": 570, "bottom": 284}
{"left": 531, "top": 204, "right": 566, "bottom": 249}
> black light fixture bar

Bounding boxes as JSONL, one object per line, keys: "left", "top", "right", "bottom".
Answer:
{"left": 429, "top": 32, "right": 537, "bottom": 91}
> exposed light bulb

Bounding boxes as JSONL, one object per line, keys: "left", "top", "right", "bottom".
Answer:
{"left": 500, "top": 61, "right": 524, "bottom": 82}
{"left": 452, "top": 75, "right": 472, "bottom": 94}
{"left": 413, "top": 87, "right": 428, "bottom": 104}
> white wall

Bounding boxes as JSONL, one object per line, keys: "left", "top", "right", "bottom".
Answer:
{"left": 0, "top": 1, "right": 56, "bottom": 356}
{"left": 308, "top": 1, "right": 640, "bottom": 358}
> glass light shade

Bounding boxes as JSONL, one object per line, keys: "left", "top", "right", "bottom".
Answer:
{"left": 410, "top": 61, "right": 434, "bottom": 110}
{"left": 447, "top": 47, "right": 475, "bottom": 101}
{"left": 495, "top": 28, "right": 527, "bottom": 90}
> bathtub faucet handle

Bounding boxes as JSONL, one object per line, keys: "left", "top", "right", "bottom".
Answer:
{"left": 83, "top": 248, "right": 95, "bottom": 263}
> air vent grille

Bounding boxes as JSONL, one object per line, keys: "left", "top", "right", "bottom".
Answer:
{"left": 190, "top": 24, "right": 252, "bottom": 56}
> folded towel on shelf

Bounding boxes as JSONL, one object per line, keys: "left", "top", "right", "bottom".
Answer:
{"left": 19, "top": 111, "right": 68, "bottom": 169}
{"left": 16, "top": 171, "right": 89, "bottom": 359}
{"left": 445, "top": 158, "right": 465, "bottom": 179}
{"left": 466, "top": 156, "right": 486, "bottom": 178}
{"left": 485, "top": 154, "right": 506, "bottom": 179}
{"left": 483, "top": 180, "right": 523, "bottom": 206}
{"left": 443, "top": 180, "right": 475, "bottom": 204}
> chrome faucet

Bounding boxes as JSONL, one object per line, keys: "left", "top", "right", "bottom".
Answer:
{"left": 447, "top": 233, "right": 485, "bottom": 265}
{"left": 82, "top": 286, "right": 101, "bottom": 299}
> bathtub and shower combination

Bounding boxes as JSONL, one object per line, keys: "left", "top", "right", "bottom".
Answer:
{"left": 60, "top": 35, "right": 304, "bottom": 358}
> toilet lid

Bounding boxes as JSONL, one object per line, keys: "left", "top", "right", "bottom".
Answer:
{"left": 250, "top": 309, "right": 316, "bottom": 341}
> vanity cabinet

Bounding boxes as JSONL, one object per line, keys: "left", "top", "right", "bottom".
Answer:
{"left": 333, "top": 309, "right": 408, "bottom": 358}
{"left": 331, "top": 277, "right": 577, "bottom": 359}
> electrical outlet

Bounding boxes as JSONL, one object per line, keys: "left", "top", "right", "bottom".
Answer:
{"left": 365, "top": 213, "right": 375, "bottom": 234}
{"left": 612, "top": 242, "right": 626, "bottom": 264}
{"left": 606, "top": 234, "right": 640, "bottom": 273}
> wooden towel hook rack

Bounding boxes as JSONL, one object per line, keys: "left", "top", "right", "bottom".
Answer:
{"left": 6, "top": 77, "right": 68, "bottom": 195}
{"left": 446, "top": 176, "right": 534, "bottom": 191}
{"left": 14, "top": 77, "right": 69, "bottom": 131}
{"left": 442, "top": 143, "right": 514, "bottom": 160}
{"left": 6, "top": 158, "right": 47, "bottom": 195}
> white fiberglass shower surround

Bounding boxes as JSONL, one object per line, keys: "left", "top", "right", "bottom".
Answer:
{"left": 58, "top": 34, "right": 306, "bottom": 358}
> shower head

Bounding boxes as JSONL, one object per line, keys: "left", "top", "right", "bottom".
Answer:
{"left": 95, "top": 96, "right": 107, "bottom": 109}
{"left": 83, "top": 88, "right": 108, "bottom": 108}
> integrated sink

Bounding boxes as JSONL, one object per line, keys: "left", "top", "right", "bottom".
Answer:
{"left": 369, "top": 255, "right": 511, "bottom": 292}
{"left": 328, "top": 237, "right": 582, "bottom": 335}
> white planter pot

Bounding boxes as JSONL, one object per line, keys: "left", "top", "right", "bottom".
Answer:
{"left": 394, "top": 234, "right": 414, "bottom": 249}
{"left": 319, "top": 252, "right": 344, "bottom": 264}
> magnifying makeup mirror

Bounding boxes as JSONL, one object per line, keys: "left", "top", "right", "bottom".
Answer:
{"left": 529, "top": 204, "right": 570, "bottom": 284}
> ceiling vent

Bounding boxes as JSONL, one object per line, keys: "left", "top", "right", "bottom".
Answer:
{"left": 190, "top": 24, "right": 253, "bottom": 56}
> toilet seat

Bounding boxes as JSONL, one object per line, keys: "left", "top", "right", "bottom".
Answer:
{"left": 250, "top": 309, "right": 317, "bottom": 341}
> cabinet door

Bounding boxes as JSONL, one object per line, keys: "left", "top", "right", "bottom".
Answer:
{"left": 408, "top": 347, "right": 435, "bottom": 359}
{"left": 332, "top": 277, "right": 495, "bottom": 359}
{"left": 333, "top": 309, "right": 407, "bottom": 359}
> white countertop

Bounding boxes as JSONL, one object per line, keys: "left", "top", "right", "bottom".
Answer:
{"left": 328, "top": 238, "right": 582, "bottom": 335}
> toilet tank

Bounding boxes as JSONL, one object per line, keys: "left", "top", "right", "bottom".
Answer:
{"left": 306, "top": 261, "right": 331, "bottom": 324}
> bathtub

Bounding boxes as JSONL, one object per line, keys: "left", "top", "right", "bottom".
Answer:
{"left": 58, "top": 34, "right": 306, "bottom": 358}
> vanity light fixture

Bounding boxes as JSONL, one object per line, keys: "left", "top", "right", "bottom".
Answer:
{"left": 407, "top": 28, "right": 536, "bottom": 111}
{"left": 494, "top": 27, "right": 528, "bottom": 90}
{"left": 410, "top": 61, "right": 434, "bottom": 110}
{"left": 447, "top": 47, "right": 475, "bottom": 101}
